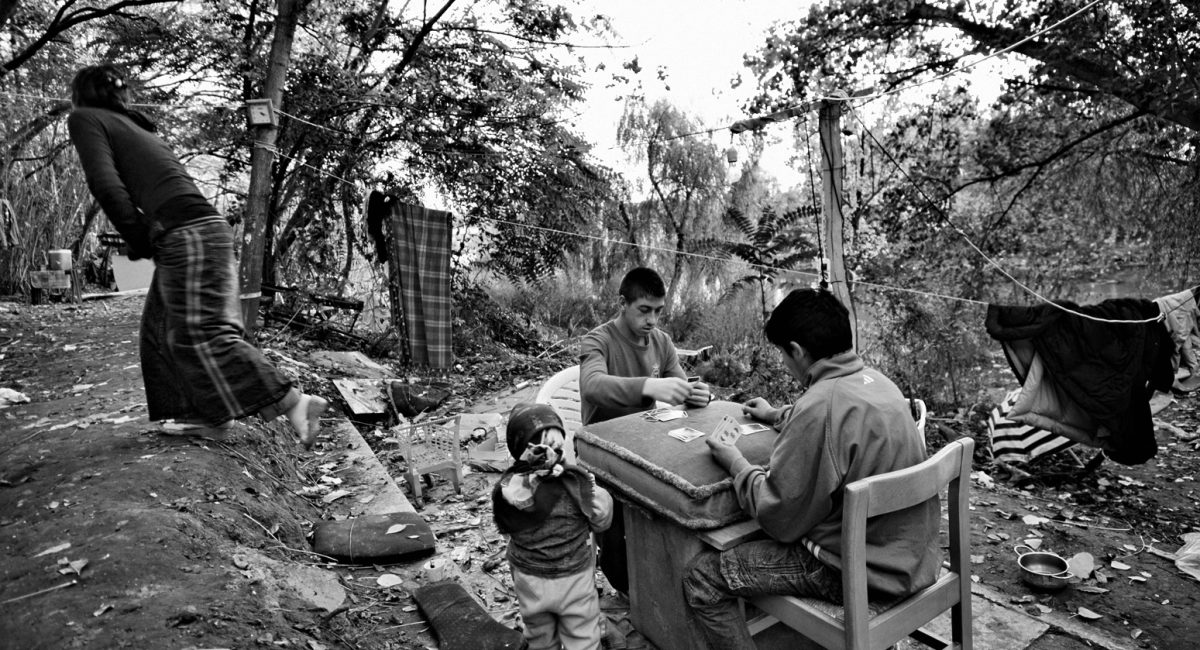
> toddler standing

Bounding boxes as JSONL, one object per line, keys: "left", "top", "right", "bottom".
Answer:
{"left": 492, "top": 403, "right": 613, "bottom": 650}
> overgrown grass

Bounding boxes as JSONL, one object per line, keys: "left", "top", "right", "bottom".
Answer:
{"left": 487, "top": 276, "right": 1005, "bottom": 415}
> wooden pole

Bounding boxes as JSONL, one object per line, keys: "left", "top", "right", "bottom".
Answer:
{"left": 818, "top": 99, "right": 857, "bottom": 352}
{"left": 239, "top": 0, "right": 303, "bottom": 338}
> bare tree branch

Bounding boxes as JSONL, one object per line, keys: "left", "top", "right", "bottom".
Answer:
{"left": 954, "top": 109, "right": 1147, "bottom": 193}
{"left": 2, "top": 0, "right": 177, "bottom": 77}
{"left": 907, "top": 2, "right": 1200, "bottom": 132}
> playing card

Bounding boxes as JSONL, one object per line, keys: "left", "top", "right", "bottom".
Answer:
{"left": 667, "top": 426, "right": 706, "bottom": 442}
{"left": 737, "top": 423, "right": 770, "bottom": 435}
{"left": 712, "top": 415, "right": 739, "bottom": 438}
{"left": 644, "top": 408, "right": 688, "bottom": 422}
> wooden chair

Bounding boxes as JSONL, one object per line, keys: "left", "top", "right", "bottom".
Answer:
{"left": 701, "top": 437, "right": 974, "bottom": 650}
{"left": 535, "top": 365, "right": 582, "bottom": 463}
{"left": 397, "top": 415, "right": 463, "bottom": 507}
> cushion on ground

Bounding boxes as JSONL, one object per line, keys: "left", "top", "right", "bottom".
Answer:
{"left": 414, "top": 580, "right": 526, "bottom": 650}
{"left": 311, "top": 512, "right": 437, "bottom": 564}
{"left": 576, "top": 401, "right": 775, "bottom": 530}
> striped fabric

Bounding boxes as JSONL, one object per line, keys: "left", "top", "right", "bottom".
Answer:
{"left": 988, "top": 388, "right": 1074, "bottom": 463}
{"left": 388, "top": 202, "right": 453, "bottom": 368}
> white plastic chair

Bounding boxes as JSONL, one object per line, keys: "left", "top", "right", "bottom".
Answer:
{"left": 911, "top": 398, "right": 928, "bottom": 436}
{"left": 535, "top": 365, "right": 582, "bottom": 463}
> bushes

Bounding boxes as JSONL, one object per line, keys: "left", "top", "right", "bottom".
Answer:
{"left": 489, "top": 274, "right": 611, "bottom": 341}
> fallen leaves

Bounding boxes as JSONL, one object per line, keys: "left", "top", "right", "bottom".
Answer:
{"left": 32, "top": 541, "right": 71, "bottom": 558}
{"left": 1067, "top": 552, "right": 1095, "bottom": 579}
{"left": 1076, "top": 606, "right": 1103, "bottom": 620}
{"left": 376, "top": 573, "right": 403, "bottom": 588}
{"left": 321, "top": 489, "right": 351, "bottom": 504}
{"left": 57, "top": 558, "right": 88, "bottom": 576}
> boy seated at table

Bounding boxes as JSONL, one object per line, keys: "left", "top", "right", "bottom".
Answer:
{"left": 579, "top": 266, "right": 711, "bottom": 594}
{"left": 684, "top": 288, "right": 940, "bottom": 648}
{"left": 492, "top": 402, "right": 614, "bottom": 650}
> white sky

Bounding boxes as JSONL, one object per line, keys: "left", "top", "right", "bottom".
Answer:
{"left": 570, "top": 0, "right": 813, "bottom": 183}
{"left": 565, "top": 1, "right": 1013, "bottom": 191}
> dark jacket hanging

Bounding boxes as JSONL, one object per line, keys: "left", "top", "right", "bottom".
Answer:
{"left": 985, "top": 298, "right": 1174, "bottom": 465}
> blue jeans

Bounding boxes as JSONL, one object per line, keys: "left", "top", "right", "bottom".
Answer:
{"left": 683, "top": 540, "right": 843, "bottom": 650}
{"left": 141, "top": 217, "right": 295, "bottom": 426}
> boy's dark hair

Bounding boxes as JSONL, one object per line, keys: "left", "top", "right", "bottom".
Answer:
{"left": 618, "top": 267, "right": 666, "bottom": 302}
{"left": 764, "top": 288, "right": 852, "bottom": 361}
{"left": 71, "top": 64, "right": 131, "bottom": 110}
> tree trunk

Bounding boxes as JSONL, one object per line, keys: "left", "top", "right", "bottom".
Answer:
{"left": 239, "top": 0, "right": 305, "bottom": 338}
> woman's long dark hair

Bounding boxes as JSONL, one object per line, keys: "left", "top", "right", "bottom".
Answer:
{"left": 70, "top": 64, "right": 155, "bottom": 131}
{"left": 71, "top": 64, "right": 131, "bottom": 110}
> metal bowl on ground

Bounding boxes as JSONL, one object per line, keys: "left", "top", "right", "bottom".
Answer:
{"left": 1015, "top": 544, "right": 1072, "bottom": 591}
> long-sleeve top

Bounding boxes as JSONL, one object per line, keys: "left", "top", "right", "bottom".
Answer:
{"left": 67, "top": 106, "right": 218, "bottom": 259}
{"left": 578, "top": 318, "right": 685, "bottom": 425}
{"left": 726, "top": 351, "right": 941, "bottom": 597}
{"left": 499, "top": 478, "right": 613, "bottom": 578}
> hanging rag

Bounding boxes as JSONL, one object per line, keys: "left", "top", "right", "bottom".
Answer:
{"left": 984, "top": 298, "right": 1174, "bottom": 465}
{"left": 365, "top": 190, "right": 393, "bottom": 264}
{"left": 1154, "top": 287, "right": 1200, "bottom": 390}
{"left": 388, "top": 202, "right": 453, "bottom": 368}
{"left": 988, "top": 388, "right": 1074, "bottom": 464}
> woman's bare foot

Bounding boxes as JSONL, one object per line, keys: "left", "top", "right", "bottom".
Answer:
{"left": 288, "top": 394, "right": 328, "bottom": 449}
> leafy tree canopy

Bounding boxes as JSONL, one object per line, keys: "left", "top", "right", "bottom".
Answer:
{"left": 747, "top": 0, "right": 1199, "bottom": 288}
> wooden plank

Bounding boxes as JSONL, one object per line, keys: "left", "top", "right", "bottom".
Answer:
{"left": 332, "top": 378, "right": 388, "bottom": 415}
{"left": 698, "top": 519, "right": 766, "bottom": 551}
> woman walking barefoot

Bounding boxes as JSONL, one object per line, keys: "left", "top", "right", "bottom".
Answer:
{"left": 67, "top": 63, "right": 326, "bottom": 447}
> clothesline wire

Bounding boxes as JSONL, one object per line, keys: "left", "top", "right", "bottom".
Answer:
{"left": 1, "top": 0, "right": 1101, "bottom": 158}
{"left": 262, "top": 130, "right": 1200, "bottom": 314}
{"left": 254, "top": 141, "right": 359, "bottom": 187}
{"left": 838, "top": 0, "right": 1104, "bottom": 110}
{"left": 258, "top": 139, "right": 994, "bottom": 308}
{"left": 15, "top": 2, "right": 1192, "bottom": 315}
{"left": 849, "top": 108, "right": 1177, "bottom": 325}
{"left": 633, "top": 0, "right": 1107, "bottom": 144}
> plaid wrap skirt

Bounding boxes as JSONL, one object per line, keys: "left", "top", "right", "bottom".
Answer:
{"left": 140, "top": 217, "right": 295, "bottom": 426}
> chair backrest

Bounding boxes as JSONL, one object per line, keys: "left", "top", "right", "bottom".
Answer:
{"left": 399, "top": 414, "right": 462, "bottom": 470}
{"left": 535, "top": 365, "right": 583, "bottom": 435}
{"left": 536, "top": 365, "right": 583, "bottom": 464}
{"left": 839, "top": 437, "right": 974, "bottom": 645}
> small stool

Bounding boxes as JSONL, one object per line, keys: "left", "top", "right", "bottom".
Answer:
{"left": 397, "top": 415, "right": 463, "bottom": 507}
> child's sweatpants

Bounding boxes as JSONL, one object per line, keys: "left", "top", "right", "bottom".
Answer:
{"left": 512, "top": 559, "right": 601, "bottom": 650}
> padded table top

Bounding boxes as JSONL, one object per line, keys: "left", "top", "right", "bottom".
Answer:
{"left": 576, "top": 401, "right": 777, "bottom": 529}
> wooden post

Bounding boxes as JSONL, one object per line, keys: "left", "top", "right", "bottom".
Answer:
{"left": 239, "top": 0, "right": 304, "bottom": 338}
{"left": 818, "top": 99, "right": 857, "bottom": 352}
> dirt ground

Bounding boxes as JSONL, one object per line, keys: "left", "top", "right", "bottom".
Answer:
{"left": 1, "top": 295, "right": 1199, "bottom": 649}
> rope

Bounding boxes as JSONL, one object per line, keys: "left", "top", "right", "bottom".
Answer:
{"left": 850, "top": 109, "right": 1177, "bottom": 325}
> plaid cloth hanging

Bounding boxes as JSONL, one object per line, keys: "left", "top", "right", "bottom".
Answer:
{"left": 388, "top": 202, "right": 453, "bottom": 368}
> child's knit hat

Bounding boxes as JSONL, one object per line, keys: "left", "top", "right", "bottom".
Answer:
{"left": 505, "top": 402, "right": 564, "bottom": 460}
